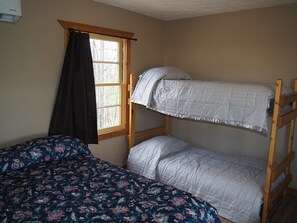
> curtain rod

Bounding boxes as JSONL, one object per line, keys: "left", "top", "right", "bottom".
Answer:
{"left": 69, "top": 28, "right": 138, "bottom": 41}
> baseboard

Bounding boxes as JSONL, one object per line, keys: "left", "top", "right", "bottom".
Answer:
{"left": 287, "top": 187, "right": 297, "bottom": 197}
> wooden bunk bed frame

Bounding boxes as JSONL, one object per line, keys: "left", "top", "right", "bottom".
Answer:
{"left": 128, "top": 73, "right": 297, "bottom": 223}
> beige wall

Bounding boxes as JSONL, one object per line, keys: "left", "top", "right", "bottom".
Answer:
{"left": 0, "top": 0, "right": 165, "bottom": 165}
{"left": 165, "top": 4, "right": 297, "bottom": 85}
{"left": 164, "top": 4, "right": 297, "bottom": 188}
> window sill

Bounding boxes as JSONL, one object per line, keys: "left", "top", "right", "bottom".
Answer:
{"left": 98, "top": 129, "right": 128, "bottom": 141}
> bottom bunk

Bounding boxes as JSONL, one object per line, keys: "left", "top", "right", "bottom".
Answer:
{"left": 127, "top": 135, "right": 284, "bottom": 223}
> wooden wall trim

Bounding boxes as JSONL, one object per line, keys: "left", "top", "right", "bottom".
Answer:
{"left": 58, "top": 20, "right": 135, "bottom": 40}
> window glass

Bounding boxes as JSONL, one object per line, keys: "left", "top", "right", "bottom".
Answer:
{"left": 95, "top": 86, "right": 120, "bottom": 107}
{"left": 90, "top": 39, "right": 119, "bottom": 62}
{"left": 97, "top": 106, "right": 120, "bottom": 129}
{"left": 93, "top": 63, "right": 120, "bottom": 84}
{"left": 90, "top": 34, "right": 126, "bottom": 135}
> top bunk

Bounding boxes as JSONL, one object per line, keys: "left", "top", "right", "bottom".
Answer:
{"left": 131, "top": 66, "right": 293, "bottom": 135}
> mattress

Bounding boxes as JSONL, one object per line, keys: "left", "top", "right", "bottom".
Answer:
{"left": 0, "top": 135, "right": 220, "bottom": 223}
{"left": 127, "top": 136, "right": 284, "bottom": 223}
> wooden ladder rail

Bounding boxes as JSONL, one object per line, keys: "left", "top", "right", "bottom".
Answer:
{"left": 128, "top": 73, "right": 136, "bottom": 149}
{"left": 262, "top": 79, "right": 297, "bottom": 223}
{"left": 128, "top": 73, "right": 171, "bottom": 149}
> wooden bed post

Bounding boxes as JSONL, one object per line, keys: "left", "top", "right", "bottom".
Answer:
{"left": 128, "top": 73, "right": 136, "bottom": 149}
{"left": 262, "top": 79, "right": 297, "bottom": 223}
{"left": 262, "top": 79, "right": 282, "bottom": 223}
{"left": 285, "top": 79, "right": 297, "bottom": 177}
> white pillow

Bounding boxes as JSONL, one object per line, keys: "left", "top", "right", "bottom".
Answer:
{"left": 127, "top": 136, "right": 188, "bottom": 180}
{"left": 141, "top": 66, "right": 191, "bottom": 80}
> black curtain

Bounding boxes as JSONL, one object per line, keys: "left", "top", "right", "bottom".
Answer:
{"left": 49, "top": 31, "right": 98, "bottom": 144}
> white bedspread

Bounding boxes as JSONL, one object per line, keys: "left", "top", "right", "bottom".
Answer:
{"left": 132, "top": 70, "right": 274, "bottom": 134}
{"left": 127, "top": 136, "right": 284, "bottom": 223}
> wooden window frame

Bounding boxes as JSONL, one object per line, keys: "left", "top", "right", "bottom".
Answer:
{"left": 58, "top": 20, "right": 134, "bottom": 141}
{"left": 90, "top": 34, "right": 126, "bottom": 136}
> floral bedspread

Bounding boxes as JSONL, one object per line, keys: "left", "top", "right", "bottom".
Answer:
{"left": 0, "top": 135, "right": 220, "bottom": 223}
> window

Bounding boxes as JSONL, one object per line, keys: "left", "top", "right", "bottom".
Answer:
{"left": 58, "top": 20, "right": 134, "bottom": 141}
{"left": 90, "top": 34, "right": 127, "bottom": 137}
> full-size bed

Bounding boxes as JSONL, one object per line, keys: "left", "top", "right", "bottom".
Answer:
{"left": 0, "top": 135, "right": 220, "bottom": 223}
{"left": 127, "top": 67, "right": 297, "bottom": 223}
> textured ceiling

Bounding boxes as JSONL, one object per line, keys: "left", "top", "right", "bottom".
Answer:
{"left": 94, "top": 0, "right": 297, "bottom": 21}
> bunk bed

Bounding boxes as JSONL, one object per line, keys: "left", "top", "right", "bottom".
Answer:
{"left": 0, "top": 135, "right": 220, "bottom": 223}
{"left": 127, "top": 67, "right": 297, "bottom": 223}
